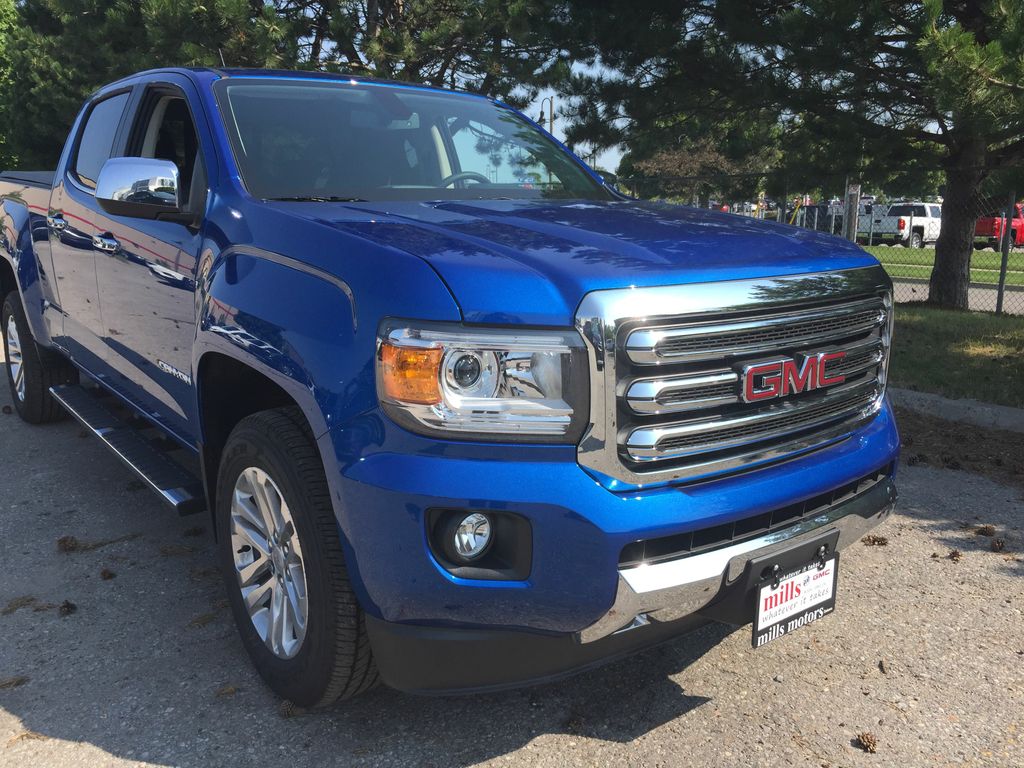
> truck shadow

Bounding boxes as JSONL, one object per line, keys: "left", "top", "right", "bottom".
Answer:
{"left": 0, "top": 375, "right": 732, "bottom": 767}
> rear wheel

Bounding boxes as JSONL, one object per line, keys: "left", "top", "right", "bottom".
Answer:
{"left": 909, "top": 231, "right": 924, "bottom": 249}
{"left": 216, "top": 406, "right": 378, "bottom": 706}
{"left": 2, "top": 291, "right": 76, "bottom": 423}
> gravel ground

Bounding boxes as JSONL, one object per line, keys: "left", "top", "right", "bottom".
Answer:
{"left": 1, "top": 375, "right": 1022, "bottom": 767}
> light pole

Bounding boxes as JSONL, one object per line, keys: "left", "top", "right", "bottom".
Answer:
{"left": 538, "top": 96, "right": 556, "bottom": 188}
{"left": 538, "top": 96, "right": 556, "bottom": 136}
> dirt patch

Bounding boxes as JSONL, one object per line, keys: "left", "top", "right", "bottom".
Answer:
{"left": 57, "top": 533, "right": 140, "bottom": 554}
{"left": 187, "top": 612, "right": 216, "bottom": 629}
{"left": 861, "top": 534, "right": 889, "bottom": 546}
{"left": 895, "top": 406, "right": 1024, "bottom": 492}
{"left": 5, "top": 730, "right": 47, "bottom": 747}
{"left": 0, "top": 676, "right": 29, "bottom": 690}
{"left": 1, "top": 596, "right": 37, "bottom": 616}
{"left": 159, "top": 544, "right": 197, "bottom": 557}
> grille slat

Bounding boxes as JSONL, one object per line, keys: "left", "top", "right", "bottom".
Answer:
{"left": 626, "top": 297, "right": 886, "bottom": 364}
{"left": 627, "top": 382, "right": 880, "bottom": 460}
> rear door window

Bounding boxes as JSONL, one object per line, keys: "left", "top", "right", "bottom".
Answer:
{"left": 74, "top": 92, "right": 131, "bottom": 189}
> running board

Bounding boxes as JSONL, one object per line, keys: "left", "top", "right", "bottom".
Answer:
{"left": 49, "top": 385, "right": 206, "bottom": 516}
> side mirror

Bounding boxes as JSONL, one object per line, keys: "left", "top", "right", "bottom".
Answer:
{"left": 95, "top": 157, "right": 182, "bottom": 220}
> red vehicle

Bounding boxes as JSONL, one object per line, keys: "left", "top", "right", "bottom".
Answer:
{"left": 975, "top": 203, "right": 1024, "bottom": 249}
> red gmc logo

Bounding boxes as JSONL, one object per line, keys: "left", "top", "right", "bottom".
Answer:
{"left": 741, "top": 351, "right": 847, "bottom": 403}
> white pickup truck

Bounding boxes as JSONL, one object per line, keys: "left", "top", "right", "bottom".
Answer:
{"left": 859, "top": 202, "right": 942, "bottom": 248}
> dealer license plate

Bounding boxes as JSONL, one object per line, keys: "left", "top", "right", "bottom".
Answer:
{"left": 752, "top": 555, "right": 838, "bottom": 648}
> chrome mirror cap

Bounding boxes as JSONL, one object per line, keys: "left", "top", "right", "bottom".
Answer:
{"left": 95, "top": 157, "right": 181, "bottom": 219}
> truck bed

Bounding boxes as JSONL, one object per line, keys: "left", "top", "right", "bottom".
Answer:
{"left": 0, "top": 170, "right": 54, "bottom": 188}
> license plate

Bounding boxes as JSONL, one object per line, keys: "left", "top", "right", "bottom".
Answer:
{"left": 752, "top": 555, "right": 839, "bottom": 648}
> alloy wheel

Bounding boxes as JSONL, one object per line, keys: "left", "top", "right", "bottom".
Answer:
{"left": 6, "top": 315, "right": 25, "bottom": 402}
{"left": 230, "top": 467, "right": 309, "bottom": 659}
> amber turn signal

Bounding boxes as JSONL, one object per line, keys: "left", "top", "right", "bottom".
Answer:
{"left": 379, "top": 342, "right": 443, "bottom": 404}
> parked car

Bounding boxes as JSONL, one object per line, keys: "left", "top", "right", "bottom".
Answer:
{"left": 1, "top": 68, "right": 900, "bottom": 706}
{"left": 859, "top": 202, "right": 941, "bottom": 248}
{"left": 975, "top": 202, "right": 1024, "bottom": 250}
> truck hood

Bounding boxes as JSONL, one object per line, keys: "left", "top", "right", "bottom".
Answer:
{"left": 276, "top": 198, "right": 879, "bottom": 326}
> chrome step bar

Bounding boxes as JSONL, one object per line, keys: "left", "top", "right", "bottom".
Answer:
{"left": 49, "top": 385, "right": 205, "bottom": 515}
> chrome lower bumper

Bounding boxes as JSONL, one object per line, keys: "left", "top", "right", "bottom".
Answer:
{"left": 578, "top": 476, "right": 897, "bottom": 643}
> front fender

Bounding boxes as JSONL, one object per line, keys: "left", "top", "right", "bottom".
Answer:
{"left": 194, "top": 236, "right": 462, "bottom": 617}
{"left": 195, "top": 242, "right": 461, "bottom": 437}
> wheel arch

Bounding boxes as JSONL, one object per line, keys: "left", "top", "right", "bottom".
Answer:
{"left": 195, "top": 350, "right": 325, "bottom": 530}
{"left": 0, "top": 256, "right": 14, "bottom": 302}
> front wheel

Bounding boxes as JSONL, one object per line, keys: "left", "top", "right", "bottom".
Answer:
{"left": 2, "top": 291, "right": 77, "bottom": 423}
{"left": 216, "top": 407, "right": 378, "bottom": 706}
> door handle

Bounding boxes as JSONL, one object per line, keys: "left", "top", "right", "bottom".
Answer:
{"left": 92, "top": 233, "right": 121, "bottom": 253}
{"left": 46, "top": 214, "right": 67, "bottom": 231}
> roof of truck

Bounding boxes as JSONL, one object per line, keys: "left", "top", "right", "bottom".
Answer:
{"left": 105, "top": 67, "right": 488, "bottom": 100}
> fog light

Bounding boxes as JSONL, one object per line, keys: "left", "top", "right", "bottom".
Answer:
{"left": 453, "top": 513, "right": 492, "bottom": 560}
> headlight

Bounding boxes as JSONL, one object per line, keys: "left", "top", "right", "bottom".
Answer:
{"left": 376, "top": 321, "right": 589, "bottom": 442}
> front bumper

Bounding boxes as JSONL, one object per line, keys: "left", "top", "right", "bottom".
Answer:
{"left": 329, "top": 401, "right": 900, "bottom": 637}
{"left": 580, "top": 472, "right": 896, "bottom": 641}
{"left": 363, "top": 474, "right": 896, "bottom": 694}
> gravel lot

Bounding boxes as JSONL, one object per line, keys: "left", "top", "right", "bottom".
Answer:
{"left": 1, "top": 372, "right": 1022, "bottom": 767}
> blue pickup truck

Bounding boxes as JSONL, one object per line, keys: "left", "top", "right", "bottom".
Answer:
{"left": 1, "top": 68, "right": 899, "bottom": 706}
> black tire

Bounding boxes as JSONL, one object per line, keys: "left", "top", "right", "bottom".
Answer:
{"left": 910, "top": 231, "right": 924, "bottom": 249}
{"left": 215, "top": 406, "right": 378, "bottom": 707}
{"left": 2, "top": 291, "right": 77, "bottom": 424}
{"left": 1007, "top": 231, "right": 1018, "bottom": 251}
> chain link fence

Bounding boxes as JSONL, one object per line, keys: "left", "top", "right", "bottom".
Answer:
{"left": 617, "top": 174, "right": 1024, "bottom": 316}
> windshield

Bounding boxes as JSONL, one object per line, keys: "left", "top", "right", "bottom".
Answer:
{"left": 215, "top": 79, "right": 612, "bottom": 203}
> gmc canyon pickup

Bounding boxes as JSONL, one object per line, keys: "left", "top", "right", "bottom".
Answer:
{"left": 1, "top": 68, "right": 899, "bottom": 706}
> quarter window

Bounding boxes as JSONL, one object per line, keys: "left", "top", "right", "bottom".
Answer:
{"left": 74, "top": 92, "right": 130, "bottom": 189}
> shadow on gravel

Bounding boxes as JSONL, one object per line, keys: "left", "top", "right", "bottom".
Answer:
{"left": 3, "top": 601, "right": 729, "bottom": 766}
{"left": 0, "top": 373, "right": 731, "bottom": 767}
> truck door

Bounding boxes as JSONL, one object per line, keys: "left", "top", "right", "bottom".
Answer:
{"left": 90, "top": 80, "right": 208, "bottom": 445}
{"left": 47, "top": 90, "right": 131, "bottom": 372}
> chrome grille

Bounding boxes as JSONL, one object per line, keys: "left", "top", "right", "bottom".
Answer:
{"left": 575, "top": 266, "right": 893, "bottom": 488}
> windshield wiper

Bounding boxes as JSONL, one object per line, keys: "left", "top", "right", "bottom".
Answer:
{"left": 267, "top": 195, "right": 368, "bottom": 203}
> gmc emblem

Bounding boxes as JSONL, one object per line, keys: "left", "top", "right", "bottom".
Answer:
{"left": 741, "top": 351, "right": 847, "bottom": 403}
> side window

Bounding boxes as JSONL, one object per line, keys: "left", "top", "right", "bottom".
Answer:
{"left": 128, "top": 93, "right": 202, "bottom": 207}
{"left": 74, "top": 92, "right": 131, "bottom": 189}
{"left": 929, "top": 205, "right": 941, "bottom": 218}
{"left": 913, "top": 205, "right": 927, "bottom": 217}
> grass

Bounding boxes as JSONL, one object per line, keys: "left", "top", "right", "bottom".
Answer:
{"left": 864, "top": 246, "right": 1024, "bottom": 287}
{"left": 891, "top": 304, "right": 1024, "bottom": 408}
